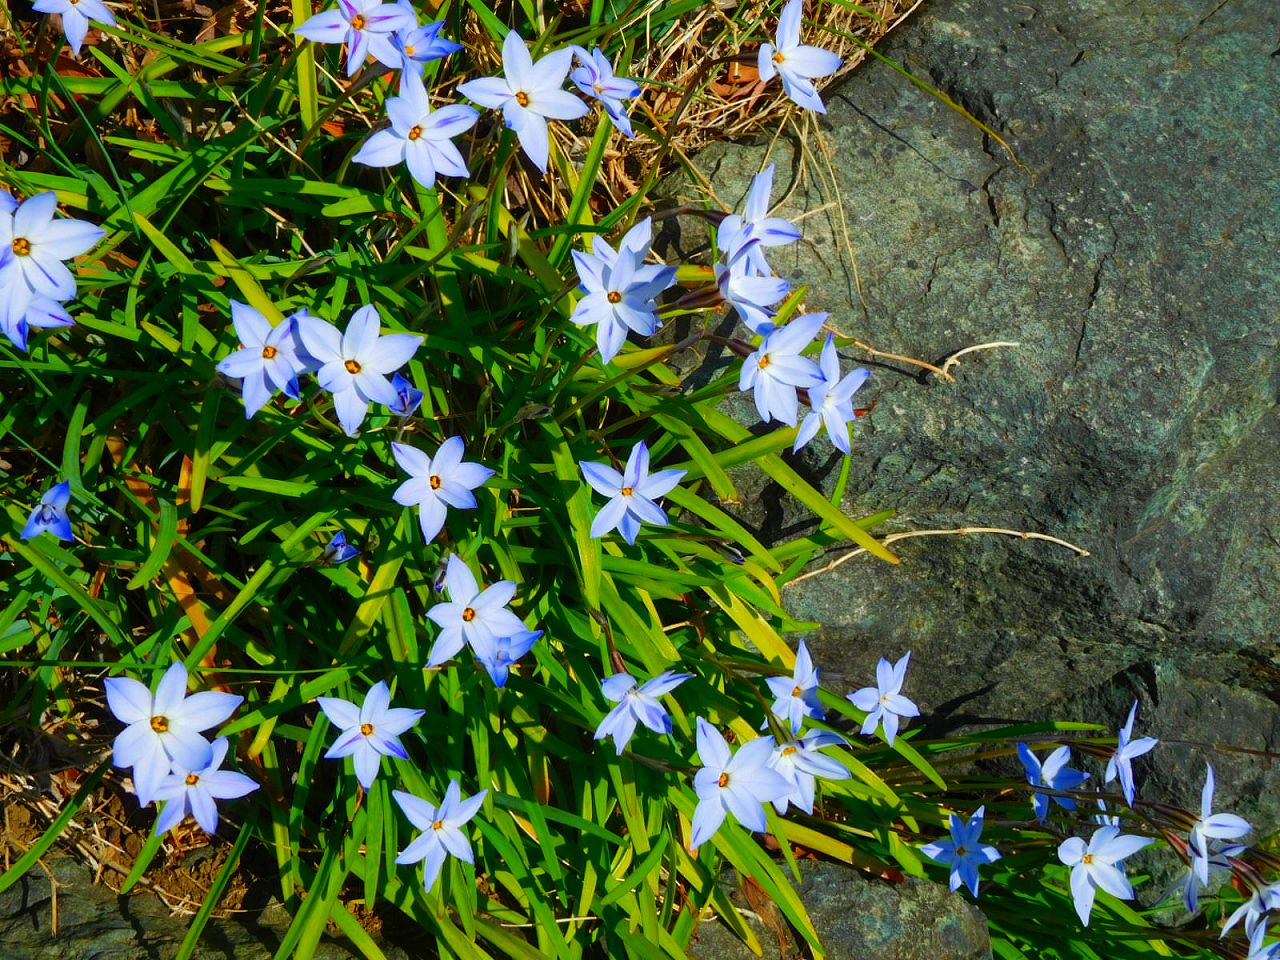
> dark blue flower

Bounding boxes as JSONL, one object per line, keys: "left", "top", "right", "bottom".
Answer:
{"left": 21, "top": 480, "right": 73, "bottom": 542}
{"left": 321, "top": 532, "right": 360, "bottom": 565}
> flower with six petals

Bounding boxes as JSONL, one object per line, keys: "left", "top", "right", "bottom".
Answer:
{"left": 689, "top": 718, "right": 792, "bottom": 848}
{"left": 846, "top": 650, "right": 919, "bottom": 746}
{"left": 580, "top": 440, "right": 686, "bottom": 545}
{"left": 757, "top": 0, "right": 843, "bottom": 114}
{"left": 392, "top": 437, "right": 494, "bottom": 544}
{"left": 354, "top": 71, "right": 478, "bottom": 189}
{"left": 1057, "top": 825, "right": 1154, "bottom": 926}
{"left": 425, "top": 554, "right": 527, "bottom": 668}
{"left": 152, "top": 737, "right": 259, "bottom": 836}
{"left": 318, "top": 681, "right": 425, "bottom": 789}
{"left": 394, "top": 780, "right": 487, "bottom": 892}
{"left": 921, "top": 806, "right": 1002, "bottom": 897}
{"left": 594, "top": 670, "right": 692, "bottom": 755}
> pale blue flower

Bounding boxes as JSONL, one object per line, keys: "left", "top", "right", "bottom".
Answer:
{"left": 793, "top": 335, "right": 869, "bottom": 454}
{"left": 1104, "top": 700, "right": 1158, "bottom": 806}
{"left": 317, "top": 680, "right": 424, "bottom": 789}
{"left": 594, "top": 670, "right": 692, "bottom": 755}
{"left": 580, "top": 440, "right": 685, "bottom": 545}
{"left": 1247, "top": 922, "right": 1280, "bottom": 959}
{"left": 394, "top": 780, "right": 486, "bottom": 893}
{"left": 1058, "top": 826, "right": 1154, "bottom": 926}
{"left": 392, "top": 437, "right": 494, "bottom": 543}
{"left": 767, "top": 730, "right": 849, "bottom": 814}
{"left": 33, "top": 0, "right": 115, "bottom": 55}
{"left": 1163, "top": 840, "right": 1244, "bottom": 914}
{"left": 716, "top": 164, "right": 801, "bottom": 277}
{"left": 321, "top": 531, "right": 360, "bottom": 565}
{"left": 354, "top": 71, "right": 478, "bottom": 189}
{"left": 425, "top": 554, "right": 526, "bottom": 667}
{"left": 0, "top": 251, "right": 74, "bottom": 351}
{"left": 295, "top": 305, "right": 422, "bottom": 436}
{"left": 1016, "top": 742, "right": 1089, "bottom": 822}
{"left": 764, "top": 639, "right": 823, "bottom": 735}
{"left": 570, "top": 217, "right": 676, "bottom": 362}
{"left": 474, "top": 630, "right": 542, "bottom": 688}
{"left": 689, "top": 718, "right": 792, "bottom": 848}
{"left": 294, "top": 0, "right": 415, "bottom": 78}
{"left": 0, "top": 190, "right": 104, "bottom": 301}
{"left": 1093, "top": 798, "right": 1120, "bottom": 827}
{"left": 394, "top": 20, "right": 461, "bottom": 74}
{"left": 921, "top": 806, "right": 1002, "bottom": 897}
{"left": 457, "top": 31, "right": 589, "bottom": 173}
{"left": 105, "top": 662, "right": 243, "bottom": 806}
{"left": 715, "top": 236, "right": 790, "bottom": 334}
{"left": 846, "top": 650, "right": 919, "bottom": 746}
{"left": 757, "top": 0, "right": 842, "bottom": 114}
{"left": 21, "top": 480, "right": 73, "bottom": 542}
{"left": 215, "top": 302, "right": 310, "bottom": 418}
{"left": 152, "top": 737, "right": 258, "bottom": 835}
{"left": 570, "top": 47, "right": 641, "bottom": 137}
{"left": 1224, "top": 879, "right": 1280, "bottom": 939}
{"left": 1189, "top": 763, "right": 1251, "bottom": 885}
{"left": 738, "top": 312, "right": 824, "bottom": 426}
{"left": 387, "top": 372, "right": 423, "bottom": 417}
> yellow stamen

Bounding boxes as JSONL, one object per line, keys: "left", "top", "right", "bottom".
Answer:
{"left": 407, "top": 125, "right": 423, "bottom": 141}
{"left": 185, "top": 773, "right": 199, "bottom": 785}
{"left": 432, "top": 819, "right": 444, "bottom": 830}
{"left": 462, "top": 607, "right": 476, "bottom": 622}
{"left": 12, "top": 238, "right": 31, "bottom": 256}
{"left": 350, "top": 14, "right": 365, "bottom": 29}
{"left": 791, "top": 685, "right": 802, "bottom": 697}
{"left": 717, "top": 772, "right": 730, "bottom": 788}
{"left": 150, "top": 715, "right": 169, "bottom": 733}
{"left": 772, "top": 51, "right": 785, "bottom": 64}
{"left": 344, "top": 359, "right": 362, "bottom": 374}
{"left": 781, "top": 745, "right": 798, "bottom": 756}
{"left": 607, "top": 291, "right": 622, "bottom": 304}
{"left": 758, "top": 355, "right": 771, "bottom": 369}
{"left": 429, "top": 475, "right": 442, "bottom": 490}
{"left": 620, "top": 486, "right": 633, "bottom": 496}
{"left": 360, "top": 722, "right": 374, "bottom": 736}
{"left": 515, "top": 91, "right": 530, "bottom": 107}
{"left": 261, "top": 345, "right": 278, "bottom": 359}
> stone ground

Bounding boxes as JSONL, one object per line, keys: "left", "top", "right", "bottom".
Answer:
{"left": 660, "top": 0, "right": 1280, "bottom": 837}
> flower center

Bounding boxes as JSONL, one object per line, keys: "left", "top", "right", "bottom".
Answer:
{"left": 11, "top": 237, "right": 31, "bottom": 256}
{"left": 1081, "top": 853, "right": 1094, "bottom": 865}
{"left": 185, "top": 773, "right": 199, "bottom": 785}
{"left": 404, "top": 44, "right": 416, "bottom": 55}
{"left": 344, "top": 359, "right": 362, "bottom": 374}
{"left": 955, "top": 845, "right": 968, "bottom": 857}
{"left": 261, "top": 345, "right": 278, "bottom": 359}
{"left": 757, "top": 354, "right": 771, "bottom": 369}
{"left": 150, "top": 715, "right": 169, "bottom": 733}
{"left": 431, "top": 819, "right": 444, "bottom": 830}
{"left": 717, "top": 772, "right": 730, "bottom": 788}
{"left": 350, "top": 13, "right": 365, "bottom": 29}
{"left": 620, "top": 486, "right": 633, "bottom": 496}
{"left": 407, "top": 125, "right": 423, "bottom": 141}
{"left": 606, "top": 291, "right": 622, "bottom": 304}
{"left": 791, "top": 685, "right": 802, "bottom": 697}
{"left": 593, "top": 83, "right": 603, "bottom": 94}
{"left": 515, "top": 91, "right": 530, "bottom": 107}
{"left": 38, "top": 504, "right": 57, "bottom": 523}
{"left": 360, "top": 722, "right": 374, "bottom": 736}
{"left": 782, "top": 745, "right": 798, "bottom": 756}
{"left": 462, "top": 607, "right": 476, "bottom": 622}
{"left": 429, "top": 475, "right": 442, "bottom": 490}
{"left": 772, "top": 51, "right": 786, "bottom": 64}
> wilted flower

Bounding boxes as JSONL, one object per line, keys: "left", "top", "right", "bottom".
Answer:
{"left": 33, "top": 0, "right": 116, "bottom": 55}
{"left": 21, "top": 480, "right": 74, "bottom": 542}
{"left": 394, "top": 780, "right": 486, "bottom": 892}
{"left": 593, "top": 670, "right": 692, "bottom": 755}
{"left": 215, "top": 303, "right": 309, "bottom": 418}
{"left": 1057, "top": 825, "right": 1154, "bottom": 926}
{"left": 152, "top": 737, "right": 259, "bottom": 835}
{"left": 738, "top": 312, "right": 824, "bottom": 426}
{"left": 105, "top": 662, "right": 243, "bottom": 806}
{"left": 689, "top": 718, "right": 792, "bottom": 848}
{"left": 457, "top": 31, "right": 589, "bottom": 173}
{"left": 757, "top": 0, "right": 842, "bottom": 114}
{"left": 426, "top": 554, "right": 526, "bottom": 667}
{"left": 846, "top": 650, "right": 919, "bottom": 746}
{"left": 295, "top": 305, "right": 422, "bottom": 436}
{"left": 570, "top": 47, "right": 641, "bottom": 137}
{"left": 793, "top": 335, "right": 869, "bottom": 455}
{"left": 354, "top": 71, "right": 478, "bottom": 189}
{"left": 392, "top": 437, "right": 494, "bottom": 544}
{"left": 921, "top": 806, "right": 1002, "bottom": 897}
{"left": 765, "top": 639, "right": 823, "bottom": 735}
{"left": 1104, "top": 700, "right": 1158, "bottom": 806}
{"left": 580, "top": 440, "right": 686, "bottom": 545}
{"left": 318, "top": 680, "right": 425, "bottom": 789}
{"left": 569, "top": 217, "right": 675, "bottom": 362}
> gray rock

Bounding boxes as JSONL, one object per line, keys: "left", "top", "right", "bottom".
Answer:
{"left": 687, "top": 862, "right": 991, "bottom": 960}
{"left": 662, "top": 0, "right": 1280, "bottom": 815}
{"left": 0, "top": 854, "right": 404, "bottom": 960}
